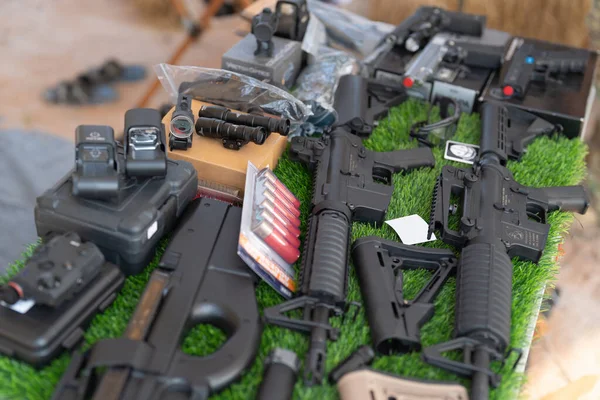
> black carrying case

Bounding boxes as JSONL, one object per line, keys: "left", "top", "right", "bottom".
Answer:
{"left": 0, "top": 263, "right": 124, "bottom": 367}
{"left": 34, "top": 158, "right": 198, "bottom": 275}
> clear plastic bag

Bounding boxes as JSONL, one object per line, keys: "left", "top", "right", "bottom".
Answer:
{"left": 154, "top": 64, "right": 312, "bottom": 122}
{"left": 293, "top": 48, "right": 361, "bottom": 110}
{"left": 304, "top": 0, "right": 394, "bottom": 58}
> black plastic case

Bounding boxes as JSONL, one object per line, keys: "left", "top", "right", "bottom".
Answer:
{"left": 35, "top": 158, "right": 198, "bottom": 275}
{"left": 0, "top": 263, "right": 124, "bottom": 367}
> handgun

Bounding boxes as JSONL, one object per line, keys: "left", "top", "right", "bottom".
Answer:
{"left": 501, "top": 40, "right": 589, "bottom": 99}
{"left": 365, "top": 6, "right": 486, "bottom": 78}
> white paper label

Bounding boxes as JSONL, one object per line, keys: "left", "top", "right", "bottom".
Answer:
{"left": 147, "top": 221, "right": 158, "bottom": 240}
{"left": 385, "top": 214, "right": 437, "bottom": 245}
{"left": 2, "top": 298, "right": 35, "bottom": 314}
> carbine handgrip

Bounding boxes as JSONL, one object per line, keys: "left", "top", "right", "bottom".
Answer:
{"left": 303, "top": 207, "right": 351, "bottom": 301}
{"left": 455, "top": 240, "right": 512, "bottom": 354}
{"left": 538, "top": 185, "right": 590, "bottom": 214}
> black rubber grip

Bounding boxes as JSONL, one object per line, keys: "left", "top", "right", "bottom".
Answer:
{"left": 455, "top": 241, "right": 512, "bottom": 353}
{"left": 541, "top": 185, "right": 589, "bottom": 214}
{"left": 305, "top": 209, "right": 351, "bottom": 301}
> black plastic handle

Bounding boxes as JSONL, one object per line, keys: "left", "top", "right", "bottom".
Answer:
{"left": 373, "top": 146, "right": 435, "bottom": 173}
{"left": 537, "top": 185, "right": 590, "bottom": 214}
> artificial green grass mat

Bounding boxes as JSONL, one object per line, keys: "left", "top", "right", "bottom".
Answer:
{"left": 0, "top": 99, "right": 587, "bottom": 400}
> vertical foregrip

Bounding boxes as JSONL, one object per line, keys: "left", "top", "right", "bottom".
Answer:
{"left": 455, "top": 241, "right": 512, "bottom": 354}
{"left": 305, "top": 208, "right": 351, "bottom": 301}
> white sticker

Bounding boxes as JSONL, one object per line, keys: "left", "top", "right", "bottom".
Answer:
{"left": 385, "top": 214, "right": 437, "bottom": 245}
{"left": 1, "top": 298, "right": 36, "bottom": 314}
{"left": 444, "top": 140, "right": 480, "bottom": 165}
{"left": 147, "top": 221, "right": 158, "bottom": 240}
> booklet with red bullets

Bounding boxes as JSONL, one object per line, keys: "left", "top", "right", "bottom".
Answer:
{"left": 238, "top": 162, "right": 300, "bottom": 298}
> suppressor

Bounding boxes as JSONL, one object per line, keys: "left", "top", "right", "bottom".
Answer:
{"left": 257, "top": 348, "right": 299, "bottom": 400}
{"left": 199, "top": 105, "right": 291, "bottom": 136}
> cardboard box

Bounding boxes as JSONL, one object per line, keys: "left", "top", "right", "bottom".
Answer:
{"left": 163, "top": 100, "right": 288, "bottom": 194}
{"left": 222, "top": 33, "right": 303, "bottom": 89}
{"left": 481, "top": 37, "right": 598, "bottom": 139}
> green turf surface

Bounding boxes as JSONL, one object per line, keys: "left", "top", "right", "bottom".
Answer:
{"left": 0, "top": 100, "right": 587, "bottom": 400}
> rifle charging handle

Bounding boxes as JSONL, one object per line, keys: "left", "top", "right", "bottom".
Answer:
{"left": 257, "top": 348, "right": 299, "bottom": 400}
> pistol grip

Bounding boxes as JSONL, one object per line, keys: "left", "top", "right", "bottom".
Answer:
{"left": 533, "top": 185, "right": 590, "bottom": 214}
{"left": 373, "top": 147, "right": 435, "bottom": 173}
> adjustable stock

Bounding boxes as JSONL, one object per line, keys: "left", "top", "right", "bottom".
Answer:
{"left": 337, "top": 369, "right": 469, "bottom": 400}
{"left": 351, "top": 237, "right": 457, "bottom": 354}
{"left": 479, "top": 103, "right": 559, "bottom": 163}
{"left": 333, "top": 75, "right": 407, "bottom": 137}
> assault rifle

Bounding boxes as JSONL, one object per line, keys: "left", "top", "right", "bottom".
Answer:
{"left": 425, "top": 103, "right": 589, "bottom": 399}
{"left": 263, "top": 129, "right": 435, "bottom": 385}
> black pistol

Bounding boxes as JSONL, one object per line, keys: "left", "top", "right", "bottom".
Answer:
{"left": 501, "top": 41, "right": 589, "bottom": 99}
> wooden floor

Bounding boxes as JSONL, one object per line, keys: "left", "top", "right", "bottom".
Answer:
{"left": 1, "top": 0, "right": 599, "bottom": 398}
{"left": 0, "top": 0, "right": 242, "bottom": 140}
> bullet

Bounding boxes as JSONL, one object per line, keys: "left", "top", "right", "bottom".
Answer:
{"left": 263, "top": 190, "right": 301, "bottom": 223}
{"left": 263, "top": 180, "right": 301, "bottom": 218}
{"left": 253, "top": 220, "right": 300, "bottom": 264}
{"left": 262, "top": 197, "right": 301, "bottom": 229}
{"left": 255, "top": 209, "right": 301, "bottom": 248}
{"left": 258, "top": 169, "right": 300, "bottom": 209}
{"left": 260, "top": 200, "right": 301, "bottom": 238}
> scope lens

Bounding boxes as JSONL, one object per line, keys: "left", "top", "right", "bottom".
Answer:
{"left": 170, "top": 115, "right": 194, "bottom": 139}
